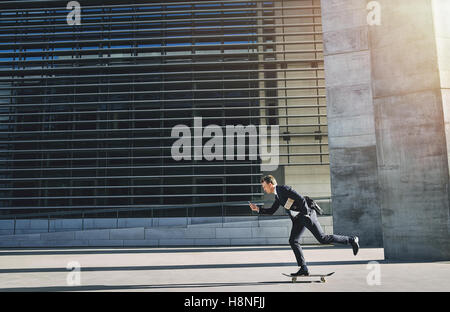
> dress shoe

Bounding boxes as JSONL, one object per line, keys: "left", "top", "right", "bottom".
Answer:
{"left": 350, "top": 236, "right": 359, "bottom": 256}
{"left": 291, "top": 267, "right": 309, "bottom": 277}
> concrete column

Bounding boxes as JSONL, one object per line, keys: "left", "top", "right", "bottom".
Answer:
{"left": 369, "top": 0, "right": 450, "bottom": 260}
{"left": 321, "top": 0, "right": 383, "bottom": 247}
{"left": 322, "top": 0, "right": 450, "bottom": 259}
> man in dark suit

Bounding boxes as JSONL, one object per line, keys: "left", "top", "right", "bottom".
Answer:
{"left": 249, "top": 175, "right": 359, "bottom": 276}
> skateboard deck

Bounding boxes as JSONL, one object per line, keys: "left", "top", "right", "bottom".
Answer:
{"left": 282, "top": 272, "right": 335, "bottom": 283}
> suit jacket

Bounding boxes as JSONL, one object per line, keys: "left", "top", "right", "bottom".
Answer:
{"left": 258, "top": 185, "right": 309, "bottom": 220}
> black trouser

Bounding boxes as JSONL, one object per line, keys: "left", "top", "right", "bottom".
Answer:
{"left": 289, "top": 209, "right": 350, "bottom": 267}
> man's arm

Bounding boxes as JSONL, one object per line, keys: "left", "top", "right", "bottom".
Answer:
{"left": 282, "top": 185, "right": 308, "bottom": 213}
{"left": 257, "top": 197, "right": 280, "bottom": 215}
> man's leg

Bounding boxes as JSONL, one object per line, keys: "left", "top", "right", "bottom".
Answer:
{"left": 304, "top": 210, "right": 359, "bottom": 255}
{"left": 288, "top": 218, "right": 306, "bottom": 267}
{"left": 305, "top": 210, "right": 350, "bottom": 245}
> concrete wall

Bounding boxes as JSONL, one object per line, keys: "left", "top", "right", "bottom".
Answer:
{"left": 321, "top": 0, "right": 383, "bottom": 247}
{"left": 0, "top": 216, "right": 333, "bottom": 248}
{"left": 321, "top": 0, "right": 450, "bottom": 259}
{"left": 369, "top": 0, "right": 450, "bottom": 260}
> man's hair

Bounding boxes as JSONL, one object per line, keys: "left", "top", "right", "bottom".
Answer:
{"left": 260, "top": 175, "right": 277, "bottom": 185}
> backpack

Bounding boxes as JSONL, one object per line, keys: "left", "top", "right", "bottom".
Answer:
{"left": 304, "top": 196, "right": 323, "bottom": 215}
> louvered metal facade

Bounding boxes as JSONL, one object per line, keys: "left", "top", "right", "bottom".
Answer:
{"left": 0, "top": 0, "right": 328, "bottom": 218}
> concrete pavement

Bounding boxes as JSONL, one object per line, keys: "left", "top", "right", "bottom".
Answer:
{"left": 0, "top": 245, "right": 448, "bottom": 292}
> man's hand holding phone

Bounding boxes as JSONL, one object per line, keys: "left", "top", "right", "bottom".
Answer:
{"left": 248, "top": 201, "right": 259, "bottom": 213}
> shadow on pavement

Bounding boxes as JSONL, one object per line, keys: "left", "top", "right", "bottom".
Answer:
{"left": 0, "top": 280, "right": 324, "bottom": 292}
{"left": 0, "top": 260, "right": 376, "bottom": 274}
{"left": 0, "top": 246, "right": 342, "bottom": 256}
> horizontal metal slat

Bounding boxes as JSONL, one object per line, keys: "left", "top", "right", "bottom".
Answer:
{"left": 1, "top": 114, "right": 327, "bottom": 126}
{"left": 1, "top": 50, "right": 324, "bottom": 67}
{"left": 1, "top": 60, "right": 324, "bottom": 77}
{"left": 0, "top": 14, "right": 321, "bottom": 31}
{"left": 0, "top": 152, "right": 329, "bottom": 164}
{"left": 0, "top": 172, "right": 262, "bottom": 182}
{"left": 0, "top": 23, "right": 322, "bottom": 41}
{"left": 0, "top": 77, "right": 324, "bottom": 92}
{"left": 0, "top": 200, "right": 262, "bottom": 212}
{"left": 0, "top": 141, "right": 329, "bottom": 154}
{"left": 0, "top": 66, "right": 324, "bottom": 82}
{"left": 0, "top": 5, "right": 320, "bottom": 22}
{"left": 0, "top": 155, "right": 331, "bottom": 172}
{"left": 0, "top": 96, "right": 326, "bottom": 109}
{"left": 0, "top": 86, "right": 325, "bottom": 100}
{"left": 0, "top": 0, "right": 294, "bottom": 10}
{"left": 0, "top": 124, "right": 328, "bottom": 137}
{"left": 0, "top": 183, "right": 262, "bottom": 191}
{"left": 0, "top": 103, "right": 326, "bottom": 118}
{"left": 0, "top": 193, "right": 264, "bottom": 201}
{"left": 0, "top": 130, "right": 329, "bottom": 144}
{"left": 0, "top": 40, "right": 323, "bottom": 59}
{"left": 0, "top": 30, "right": 323, "bottom": 49}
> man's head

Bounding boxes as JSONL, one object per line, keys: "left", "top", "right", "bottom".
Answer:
{"left": 260, "top": 175, "right": 277, "bottom": 194}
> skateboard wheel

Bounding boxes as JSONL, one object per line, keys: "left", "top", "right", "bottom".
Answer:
{"left": 292, "top": 277, "right": 297, "bottom": 283}
{"left": 320, "top": 277, "right": 326, "bottom": 283}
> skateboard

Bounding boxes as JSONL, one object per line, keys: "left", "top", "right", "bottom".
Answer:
{"left": 282, "top": 272, "right": 335, "bottom": 283}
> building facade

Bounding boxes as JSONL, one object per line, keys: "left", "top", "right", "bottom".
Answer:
{"left": 0, "top": 0, "right": 330, "bottom": 219}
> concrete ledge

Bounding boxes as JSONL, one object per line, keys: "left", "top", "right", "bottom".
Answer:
{"left": 266, "top": 238, "right": 288, "bottom": 245}
{"left": 0, "top": 220, "right": 14, "bottom": 230}
{"left": 185, "top": 228, "right": 216, "bottom": 239}
{"left": 194, "top": 238, "right": 231, "bottom": 246}
{"left": 110, "top": 228, "right": 144, "bottom": 240}
{"left": 258, "top": 218, "right": 291, "bottom": 227}
{"left": 145, "top": 228, "right": 186, "bottom": 239}
{"left": 123, "top": 239, "right": 159, "bottom": 247}
{"left": 17, "top": 240, "right": 53, "bottom": 248}
{"left": 15, "top": 219, "right": 48, "bottom": 231}
{"left": 231, "top": 238, "right": 270, "bottom": 245}
{"left": 190, "top": 217, "right": 223, "bottom": 226}
{"left": 187, "top": 222, "right": 223, "bottom": 228}
{"left": 75, "top": 229, "right": 110, "bottom": 240}
{"left": 0, "top": 216, "right": 334, "bottom": 248}
{"left": 146, "top": 227, "right": 216, "bottom": 239}
{"left": 159, "top": 238, "right": 195, "bottom": 246}
{"left": 223, "top": 221, "right": 259, "bottom": 228}
{"left": 216, "top": 228, "right": 252, "bottom": 239}
{"left": 40, "top": 231, "right": 75, "bottom": 241}
{"left": 83, "top": 218, "right": 117, "bottom": 230}
{"left": 50, "top": 219, "right": 82, "bottom": 232}
{"left": 1, "top": 233, "right": 41, "bottom": 240}
{"left": 251, "top": 227, "right": 288, "bottom": 238}
{"left": 224, "top": 216, "right": 258, "bottom": 223}
{"left": 14, "top": 229, "right": 49, "bottom": 235}
{"left": 45, "top": 240, "right": 90, "bottom": 247}
{"left": 118, "top": 218, "right": 154, "bottom": 228}
{"left": 88, "top": 240, "right": 123, "bottom": 247}
{"left": 155, "top": 218, "right": 188, "bottom": 227}
{"left": 0, "top": 240, "right": 22, "bottom": 247}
